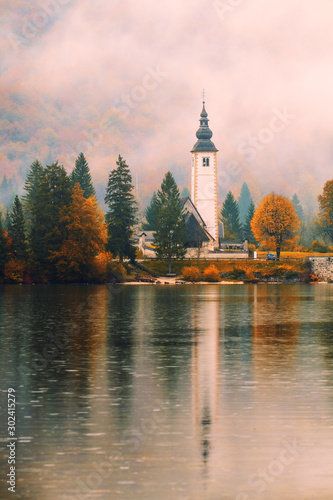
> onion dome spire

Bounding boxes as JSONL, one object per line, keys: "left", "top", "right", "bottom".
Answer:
{"left": 191, "top": 97, "right": 218, "bottom": 152}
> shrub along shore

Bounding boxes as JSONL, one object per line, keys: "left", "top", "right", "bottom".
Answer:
{"left": 138, "top": 258, "right": 318, "bottom": 283}
{"left": 0, "top": 257, "right": 323, "bottom": 285}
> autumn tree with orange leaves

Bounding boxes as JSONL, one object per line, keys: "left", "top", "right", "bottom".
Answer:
{"left": 50, "top": 183, "right": 107, "bottom": 281}
{"left": 251, "top": 193, "right": 300, "bottom": 260}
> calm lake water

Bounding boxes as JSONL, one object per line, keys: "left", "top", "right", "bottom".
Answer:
{"left": 1, "top": 283, "right": 333, "bottom": 499}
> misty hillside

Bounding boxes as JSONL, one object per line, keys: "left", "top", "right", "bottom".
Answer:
{"left": 1, "top": 0, "right": 333, "bottom": 213}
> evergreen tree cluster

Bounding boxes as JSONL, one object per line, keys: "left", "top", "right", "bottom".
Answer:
{"left": 0, "top": 150, "right": 192, "bottom": 281}
{"left": 0, "top": 146, "right": 320, "bottom": 283}
{"left": 220, "top": 186, "right": 307, "bottom": 248}
{"left": 0, "top": 153, "right": 139, "bottom": 283}
{"left": 220, "top": 182, "right": 256, "bottom": 244}
{"left": 0, "top": 149, "right": 192, "bottom": 282}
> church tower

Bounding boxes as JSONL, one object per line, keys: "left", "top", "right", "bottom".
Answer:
{"left": 191, "top": 99, "right": 219, "bottom": 247}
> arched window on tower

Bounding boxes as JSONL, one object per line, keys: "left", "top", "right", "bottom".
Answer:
{"left": 202, "top": 157, "right": 210, "bottom": 167}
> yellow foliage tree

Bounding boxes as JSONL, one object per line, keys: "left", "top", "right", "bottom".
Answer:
{"left": 50, "top": 184, "right": 107, "bottom": 281}
{"left": 317, "top": 179, "right": 333, "bottom": 241}
{"left": 91, "top": 251, "right": 114, "bottom": 283}
{"left": 251, "top": 193, "right": 300, "bottom": 260}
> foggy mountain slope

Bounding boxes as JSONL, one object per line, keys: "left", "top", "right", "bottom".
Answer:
{"left": 1, "top": 0, "right": 332, "bottom": 210}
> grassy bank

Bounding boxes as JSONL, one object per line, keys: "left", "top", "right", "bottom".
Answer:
{"left": 257, "top": 251, "right": 333, "bottom": 259}
{"left": 139, "top": 258, "right": 314, "bottom": 282}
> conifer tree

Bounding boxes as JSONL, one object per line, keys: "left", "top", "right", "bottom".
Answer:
{"left": 23, "top": 160, "right": 44, "bottom": 205}
{"left": 70, "top": 153, "right": 95, "bottom": 198}
{"left": 292, "top": 194, "right": 304, "bottom": 222}
{"left": 0, "top": 176, "right": 11, "bottom": 202}
{"left": 243, "top": 199, "right": 256, "bottom": 244}
{"left": 317, "top": 180, "right": 333, "bottom": 241}
{"left": 154, "top": 171, "right": 187, "bottom": 273}
{"left": 142, "top": 192, "right": 158, "bottom": 230}
{"left": 4, "top": 210, "right": 11, "bottom": 231}
{"left": 221, "top": 192, "right": 242, "bottom": 240}
{"left": 181, "top": 187, "right": 190, "bottom": 198}
{"left": 30, "top": 162, "right": 71, "bottom": 279}
{"left": 23, "top": 160, "right": 44, "bottom": 235}
{"left": 8, "top": 196, "right": 28, "bottom": 261}
{"left": 105, "top": 155, "right": 137, "bottom": 262}
{"left": 238, "top": 182, "right": 252, "bottom": 226}
{"left": 0, "top": 176, "right": 16, "bottom": 208}
{"left": 0, "top": 217, "right": 8, "bottom": 278}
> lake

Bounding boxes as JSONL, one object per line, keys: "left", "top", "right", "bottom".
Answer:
{"left": 1, "top": 283, "right": 333, "bottom": 499}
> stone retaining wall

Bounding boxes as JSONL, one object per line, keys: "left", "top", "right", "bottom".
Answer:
{"left": 308, "top": 256, "right": 333, "bottom": 282}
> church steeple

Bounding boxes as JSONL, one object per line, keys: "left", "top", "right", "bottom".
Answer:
{"left": 190, "top": 95, "right": 219, "bottom": 248}
{"left": 191, "top": 100, "right": 218, "bottom": 152}
{"left": 200, "top": 101, "right": 208, "bottom": 119}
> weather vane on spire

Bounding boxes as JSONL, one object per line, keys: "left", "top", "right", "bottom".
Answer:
{"left": 202, "top": 88, "right": 205, "bottom": 102}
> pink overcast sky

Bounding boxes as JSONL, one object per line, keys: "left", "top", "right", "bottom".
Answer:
{"left": 1, "top": 0, "right": 333, "bottom": 210}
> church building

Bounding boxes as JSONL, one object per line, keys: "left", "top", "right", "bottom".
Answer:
{"left": 189, "top": 99, "right": 220, "bottom": 250}
{"left": 137, "top": 98, "right": 245, "bottom": 258}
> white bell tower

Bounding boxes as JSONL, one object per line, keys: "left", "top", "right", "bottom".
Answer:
{"left": 191, "top": 97, "right": 219, "bottom": 247}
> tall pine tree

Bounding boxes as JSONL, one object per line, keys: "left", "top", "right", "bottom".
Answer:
{"left": 105, "top": 155, "right": 137, "bottom": 262}
{"left": 292, "top": 194, "right": 304, "bottom": 222}
{"left": 0, "top": 217, "right": 8, "bottom": 278}
{"left": 23, "top": 160, "right": 44, "bottom": 236}
{"left": 142, "top": 192, "right": 158, "bottom": 230}
{"left": 221, "top": 192, "right": 242, "bottom": 240}
{"left": 8, "top": 196, "right": 28, "bottom": 261}
{"left": 238, "top": 182, "right": 252, "bottom": 226}
{"left": 154, "top": 172, "right": 187, "bottom": 273}
{"left": 317, "top": 180, "right": 333, "bottom": 242}
{"left": 30, "top": 162, "right": 71, "bottom": 279}
{"left": 70, "top": 153, "right": 95, "bottom": 198}
{"left": 243, "top": 199, "right": 257, "bottom": 245}
{"left": 4, "top": 210, "right": 11, "bottom": 231}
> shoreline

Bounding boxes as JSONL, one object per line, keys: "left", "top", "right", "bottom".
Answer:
{"left": 123, "top": 277, "right": 323, "bottom": 285}
{"left": 0, "top": 280, "right": 327, "bottom": 286}
{"left": 123, "top": 280, "right": 245, "bottom": 285}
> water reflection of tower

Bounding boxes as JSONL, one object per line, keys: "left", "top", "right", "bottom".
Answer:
{"left": 192, "top": 287, "right": 220, "bottom": 468}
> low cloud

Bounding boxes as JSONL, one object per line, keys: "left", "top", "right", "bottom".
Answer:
{"left": 1, "top": 0, "right": 332, "bottom": 210}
